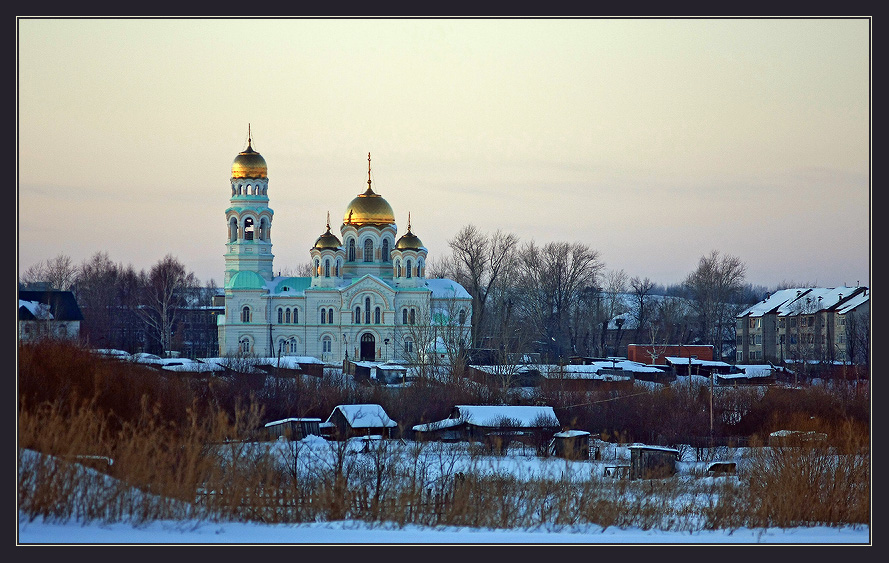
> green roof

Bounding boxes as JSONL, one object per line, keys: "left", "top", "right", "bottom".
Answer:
{"left": 227, "top": 270, "right": 267, "bottom": 290}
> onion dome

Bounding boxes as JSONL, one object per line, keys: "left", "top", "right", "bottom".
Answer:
{"left": 343, "top": 153, "right": 395, "bottom": 226}
{"left": 395, "top": 213, "right": 423, "bottom": 250}
{"left": 313, "top": 213, "right": 342, "bottom": 250}
{"left": 231, "top": 126, "right": 268, "bottom": 179}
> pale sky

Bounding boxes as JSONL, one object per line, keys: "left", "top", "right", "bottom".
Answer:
{"left": 17, "top": 17, "right": 871, "bottom": 289}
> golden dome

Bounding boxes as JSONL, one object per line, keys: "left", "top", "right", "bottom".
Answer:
{"left": 395, "top": 213, "right": 423, "bottom": 250}
{"left": 342, "top": 152, "right": 395, "bottom": 226}
{"left": 313, "top": 215, "right": 342, "bottom": 250}
{"left": 231, "top": 127, "right": 268, "bottom": 179}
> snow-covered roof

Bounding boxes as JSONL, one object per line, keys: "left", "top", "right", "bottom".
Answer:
{"left": 425, "top": 278, "right": 471, "bottom": 300}
{"left": 730, "top": 365, "right": 774, "bottom": 378}
{"left": 161, "top": 362, "right": 226, "bottom": 373}
{"left": 19, "top": 300, "right": 53, "bottom": 320}
{"left": 264, "top": 417, "right": 322, "bottom": 427}
{"left": 452, "top": 405, "right": 559, "bottom": 427}
{"left": 738, "top": 287, "right": 867, "bottom": 317}
{"left": 411, "top": 418, "right": 465, "bottom": 432}
{"left": 628, "top": 444, "right": 679, "bottom": 453}
{"left": 328, "top": 404, "right": 397, "bottom": 428}
{"left": 664, "top": 357, "right": 731, "bottom": 368}
{"left": 540, "top": 361, "right": 665, "bottom": 377}
{"left": 553, "top": 430, "right": 590, "bottom": 438}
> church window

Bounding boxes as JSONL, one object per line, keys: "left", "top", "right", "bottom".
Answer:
{"left": 406, "top": 259, "right": 412, "bottom": 278}
{"left": 348, "top": 239, "right": 356, "bottom": 262}
{"left": 290, "top": 339, "right": 298, "bottom": 353}
{"left": 314, "top": 259, "right": 320, "bottom": 277}
{"left": 277, "top": 308, "right": 283, "bottom": 324}
{"left": 285, "top": 308, "right": 291, "bottom": 324}
{"left": 328, "top": 308, "right": 334, "bottom": 324}
{"left": 325, "top": 259, "right": 330, "bottom": 278}
{"left": 365, "top": 297, "right": 371, "bottom": 324}
{"left": 239, "top": 338, "right": 251, "bottom": 354}
{"left": 459, "top": 309, "right": 466, "bottom": 325}
{"left": 402, "top": 308, "right": 408, "bottom": 325}
{"left": 364, "top": 239, "right": 373, "bottom": 262}
{"left": 241, "top": 306, "right": 251, "bottom": 323}
{"left": 229, "top": 218, "right": 238, "bottom": 242}
{"left": 396, "top": 260, "right": 402, "bottom": 278}
{"left": 335, "top": 260, "right": 340, "bottom": 277}
{"left": 404, "top": 338, "right": 413, "bottom": 354}
{"left": 355, "top": 306, "right": 361, "bottom": 324}
{"left": 375, "top": 307, "right": 381, "bottom": 324}
{"left": 410, "top": 308, "right": 416, "bottom": 325}
{"left": 320, "top": 309, "right": 326, "bottom": 324}
{"left": 244, "top": 217, "right": 254, "bottom": 240}
{"left": 382, "top": 239, "right": 390, "bottom": 261}
{"left": 323, "top": 336, "right": 332, "bottom": 353}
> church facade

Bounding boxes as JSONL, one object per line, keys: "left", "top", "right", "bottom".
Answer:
{"left": 217, "top": 132, "right": 472, "bottom": 364}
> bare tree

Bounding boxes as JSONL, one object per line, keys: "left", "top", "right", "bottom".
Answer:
{"left": 599, "top": 269, "right": 629, "bottom": 357}
{"left": 441, "top": 225, "right": 519, "bottom": 349}
{"left": 683, "top": 250, "right": 747, "bottom": 360}
{"left": 629, "top": 276, "right": 655, "bottom": 346}
{"left": 515, "top": 240, "right": 604, "bottom": 362}
{"left": 136, "top": 254, "right": 198, "bottom": 356}
{"left": 20, "top": 254, "right": 78, "bottom": 291}
{"left": 73, "top": 251, "right": 121, "bottom": 348}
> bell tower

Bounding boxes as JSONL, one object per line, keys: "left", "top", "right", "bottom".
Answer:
{"left": 224, "top": 125, "right": 275, "bottom": 286}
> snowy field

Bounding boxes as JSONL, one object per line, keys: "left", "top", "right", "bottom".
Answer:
{"left": 17, "top": 437, "right": 870, "bottom": 546}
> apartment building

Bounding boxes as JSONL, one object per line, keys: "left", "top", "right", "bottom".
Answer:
{"left": 735, "top": 286, "right": 869, "bottom": 367}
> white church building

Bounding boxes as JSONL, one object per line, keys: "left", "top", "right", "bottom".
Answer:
{"left": 217, "top": 131, "right": 472, "bottom": 364}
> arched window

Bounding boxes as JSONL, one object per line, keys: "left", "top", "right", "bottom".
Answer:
{"left": 314, "top": 259, "right": 320, "bottom": 277}
{"left": 229, "top": 217, "right": 238, "bottom": 242}
{"left": 402, "top": 308, "right": 408, "bottom": 325}
{"left": 320, "top": 309, "right": 326, "bottom": 324}
{"left": 293, "top": 309, "right": 298, "bottom": 324}
{"left": 239, "top": 338, "right": 250, "bottom": 354}
{"left": 290, "top": 339, "right": 298, "bottom": 353}
{"left": 277, "top": 308, "right": 283, "bottom": 324}
{"left": 406, "top": 259, "right": 412, "bottom": 278}
{"left": 404, "top": 338, "right": 413, "bottom": 354}
{"left": 285, "top": 308, "right": 291, "bottom": 324}
{"left": 335, "top": 260, "right": 340, "bottom": 277}
{"left": 396, "top": 260, "right": 402, "bottom": 278}
{"left": 323, "top": 336, "right": 332, "bottom": 353}
{"left": 382, "top": 239, "right": 390, "bottom": 261}
{"left": 328, "top": 308, "right": 334, "bottom": 324}
{"left": 410, "top": 308, "right": 416, "bottom": 325}
{"left": 355, "top": 306, "right": 361, "bottom": 324}
{"left": 324, "top": 259, "right": 330, "bottom": 277}
{"left": 244, "top": 217, "right": 254, "bottom": 240}
{"left": 365, "top": 297, "right": 371, "bottom": 324}
{"left": 348, "top": 239, "right": 356, "bottom": 262}
{"left": 241, "top": 306, "right": 251, "bottom": 323}
{"left": 374, "top": 307, "right": 381, "bottom": 324}
{"left": 364, "top": 239, "right": 373, "bottom": 262}
{"left": 418, "top": 259, "right": 424, "bottom": 277}
{"left": 459, "top": 309, "right": 466, "bottom": 325}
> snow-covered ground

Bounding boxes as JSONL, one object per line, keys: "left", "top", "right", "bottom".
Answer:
{"left": 17, "top": 437, "right": 871, "bottom": 545}
{"left": 17, "top": 516, "right": 869, "bottom": 544}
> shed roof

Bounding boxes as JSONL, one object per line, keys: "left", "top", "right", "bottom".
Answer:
{"left": 328, "top": 404, "right": 397, "bottom": 428}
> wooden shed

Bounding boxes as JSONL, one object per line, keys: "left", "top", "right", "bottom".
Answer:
{"left": 552, "top": 430, "right": 591, "bottom": 460}
{"left": 629, "top": 445, "right": 679, "bottom": 480}
{"left": 325, "top": 404, "right": 398, "bottom": 440}
{"left": 263, "top": 417, "right": 322, "bottom": 441}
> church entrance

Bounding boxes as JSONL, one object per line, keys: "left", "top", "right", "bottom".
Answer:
{"left": 360, "top": 333, "right": 376, "bottom": 361}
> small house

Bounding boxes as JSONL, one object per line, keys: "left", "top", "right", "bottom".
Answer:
{"left": 325, "top": 404, "right": 398, "bottom": 440}
{"left": 18, "top": 290, "right": 84, "bottom": 343}
{"left": 263, "top": 417, "right": 322, "bottom": 441}
{"left": 629, "top": 445, "right": 679, "bottom": 480}
{"left": 413, "top": 405, "right": 559, "bottom": 453}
